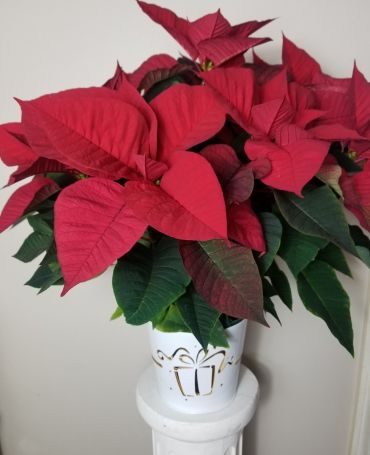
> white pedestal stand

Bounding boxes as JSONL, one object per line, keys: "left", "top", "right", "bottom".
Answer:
{"left": 136, "top": 365, "right": 259, "bottom": 455}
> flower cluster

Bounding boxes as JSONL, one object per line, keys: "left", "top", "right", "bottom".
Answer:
{"left": 0, "top": 1, "right": 369, "bottom": 353}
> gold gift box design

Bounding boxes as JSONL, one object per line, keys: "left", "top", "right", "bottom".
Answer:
{"left": 153, "top": 348, "right": 228, "bottom": 397}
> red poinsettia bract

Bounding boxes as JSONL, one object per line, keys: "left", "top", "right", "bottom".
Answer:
{"left": 0, "top": 1, "right": 369, "bottom": 335}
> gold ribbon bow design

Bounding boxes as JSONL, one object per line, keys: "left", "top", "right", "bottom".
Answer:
{"left": 173, "top": 348, "right": 227, "bottom": 397}
{"left": 152, "top": 348, "right": 228, "bottom": 397}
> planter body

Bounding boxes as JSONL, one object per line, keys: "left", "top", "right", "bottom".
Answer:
{"left": 148, "top": 320, "right": 247, "bottom": 414}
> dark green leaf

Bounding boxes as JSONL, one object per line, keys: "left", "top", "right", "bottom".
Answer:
{"left": 258, "top": 212, "right": 282, "bottom": 273}
{"left": 316, "top": 243, "right": 352, "bottom": 277}
{"left": 275, "top": 186, "right": 358, "bottom": 257}
{"left": 177, "top": 287, "right": 221, "bottom": 350}
{"left": 40, "top": 242, "right": 58, "bottom": 266}
{"left": 113, "top": 237, "right": 191, "bottom": 325}
{"left": 219, "top": 314, "right": 241, "bottom": 329}
{"left": 350, "top": 225, "right": 370, "bottom": 268}
{"left": 28, "top": 214, "right": 53, "bottom": 235}
{"left": 144, "top": 76, "right": 184, "bottom": 102}
{"left": 209, "top": 320, "right": 229, "bottom": 348}
{"left": 264, "top": 297, "right": 281, "bottom": 324}
{"left": 25, "top": 262, "right": 63, "bottom": 293}
{"left": 262, "top": 277, "right": 276, "bottom": 297}
{"left": 297, "top": 261, "right": 353, "bottom": 355}
{"left": 266, "top": 261, "right": 293, "bottom": 310}
{"left": 279, "top": 222, "right": 328, "bottom": 277}
{"left": 14, "top": 232, "right": 53, "bottom": 263}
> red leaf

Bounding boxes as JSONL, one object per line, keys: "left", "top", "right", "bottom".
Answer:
{"left": 19, "top": 87, "right": 152, "bottom": 180}
{"left": 252, "top": 50, "right": 269, "bottom": 66}
{"left": 247, "top": 157, "right": 272, "bottom": 179}
{"left": 225, "top": 166, "right": 254, "bottom": 204}
{"left": 0, "top": 123, "right": 37, "bottom": 166}
{"left": 198, "top": 36, "right": 271, "bottom": 67}
{"left": 230, "top": 19, "right": 274, "bottom": 39}
{"left": 180, "top": 239, "right": 266, "bottom": 323}
{"left": 55, "top": 178, "right": 147, "bottom": 295}
{"left": 150, "top": 84, "right": 226, "bottom": 162}
{"left": 282, "top": 35, "right": 321, "bottom": 85}
{"left": 137, "top": 1, "right": 272, "bottom": 67}
{"left": 8, "top": 158, "right": 69, "bottom": 185}
{"left": 116, "top": 75, "right": 158, "bottom": 159}
{"left": 0, "top": 177, "right": 59, "bottom": 233}
{"left": 201, "top": 68, "right": 255, "bottom": 130}
{"left": 351, "top": 64, "right": 370, "bottom": 134}
{"left": 188, "top": 10, "right": 231, "bottom": 45}
{"left": 309, "top": 124, "right": 363, "bottom": 141}
{"left": 228, "top": 201, "right": 266, "bottom": 252}
{"left": 200, "top": 144, "right": 240, "bottom": 183}
{"left": 138, "top": 63, "right": 193, "bottom": 92}
{"left": 251, "top": 98, "right": 294, "bottom": 138}
{"left": 294, "top": 109, "right": 324, "bottom": 128}
{"left": 124, "top": 152, "right": 227, "bottom": 240}
{"left": 137, "top": 1, "right": 198, "bottom": 59}
{"left": 260, "top": 68, "right": 289, "bottom": 103}
{"left": 340, "top": 162, "right": 370, "bottom": 231}
{"left": 129, "top": 54, "right": 178, "bottom": 89}
{"left": 200, "top": 144, "right": 254, "bottom": 204}
{"left": 312, "top": 76, "right": 354, "bottom": 128}
{"left": 246, "top": 138, "right": 329, "bottom": 195}
{"left": 103, "top": 67, "right": 158, "bottom": 158}
{"left": 103, "top": 62, "right": 126, "bottom": 90}
{"left": 274, "top": 124, "right": 311, "bottom": 146}
{"left": 135, "top": 155, "right": 168, "bottom": 180}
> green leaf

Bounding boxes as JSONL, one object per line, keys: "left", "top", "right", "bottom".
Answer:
{"left": 262, "top": 277, "right": 276, "bottom": 297}
{"left": 113, "top": 237, "right": 191, "bottom": 325}
{"left": 209, "top": 319, "right": 229, "bottom": 348}
{"left": 177, "top": 287, "right": 221, "bottom": 350}
{"left": 110, "top": 306, "right": 123, "bottom": 321}
{"left": 274, "top": 186, "right": 358, "bottom": 257}
{"left": 264, "top": 297, "right": 281, "bottom": 324}
{"left": 316, "top": 243, "right": 352, "bottom": 277}
{"left": 219, "top": 314, "right": 241, "bottom": 329}
{"left": 152, "top": 304, "right": 190, "bottom": 333}
{"left": 25, "top": 262, "right": 63, "bottom": 293}
{"left": 14, "top": 231, "right": 53, "bottom": 263}
{"left": 28, "top": 214, "right": 53, "bottom": 235}
{"left": 40, "top": 242, "right": 58, "bottom": 266}
{"left": 349, "top": 225, "right": 370, "bottom": 268}
{"left": 297, "top": 261, "right": 353, "bottom": 355}
{"left": 266, "top": 261, "right": 293, "bottom": 310}
{"left": 279, "top": 222, "right": 328, "bottom": 277}
{"left": 258, "top": 213, "right": 282, "bottom": 273}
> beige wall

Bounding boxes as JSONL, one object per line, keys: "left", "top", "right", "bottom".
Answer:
{"left": 0, "top": 1, "right": 369, "bottom": 454}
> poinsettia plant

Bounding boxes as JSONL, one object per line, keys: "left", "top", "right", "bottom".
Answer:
{"left": 1, "top": 1, "right": 369, "bottom": 355}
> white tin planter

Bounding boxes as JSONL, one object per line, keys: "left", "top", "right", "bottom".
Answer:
{"left": 148, "top": 320, "right": 247, "bottom": 414}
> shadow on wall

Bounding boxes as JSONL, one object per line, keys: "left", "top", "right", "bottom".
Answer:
{"left": 242, "top": 323, "right": 273, "bottom": 455}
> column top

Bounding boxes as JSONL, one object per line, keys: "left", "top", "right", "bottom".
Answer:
{"left": 136, "top": 365, "right": 259, "bottom": 443}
